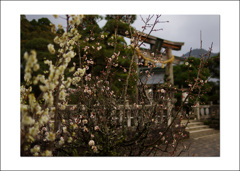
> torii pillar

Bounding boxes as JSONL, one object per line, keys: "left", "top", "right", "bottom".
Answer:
{"left": 165, "top": 48, "right": 174, "bottom": 85}
{"left": 161, "top": 40, "right": 184, "bottom": 125}
{"left": 161, "top": 39, "right": 184, "bottom": 85}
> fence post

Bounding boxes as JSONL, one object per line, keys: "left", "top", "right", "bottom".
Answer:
{"left": 209, "top": 101, "right": 213, "bottom": 116}
{"left": 196, "top": 101, "right": 200, "bottom": 120}
{"left": 206, "top": 107, "right": 209, "bottom": 118}
{"left": 200, "top": 108, "right": 204, "bottom": 119}
{"left": 133, "top": 105, "right": 139, "bottom": 127}
{"left": 119, "top": 109, "right": 123, "bottom": 125}
{"left": 127, "top": 111, "right": 131, "bottom": 127}
{"left": 160, "top": 109, "right": 164, "bottom": 124}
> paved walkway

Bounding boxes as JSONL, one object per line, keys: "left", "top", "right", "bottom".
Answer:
{"left": 177, "top": 132, "right": 220, "bottom": 157}
{"left": 154, "top": 132, "right": 220, "bottom": 157}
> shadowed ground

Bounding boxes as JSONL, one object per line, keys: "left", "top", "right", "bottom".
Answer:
{"left": 154, "top": 132, "right": 220, "bottom": 157}
{"left": 182, "top": 132, "right": 220, "bottom": 157}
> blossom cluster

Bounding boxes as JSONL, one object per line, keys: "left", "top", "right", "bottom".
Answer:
{"left": 21, "top": 15, "right": 92, "bottom": 156}
{"left": 24, "top": 50, "right": 39, "bottom": 84}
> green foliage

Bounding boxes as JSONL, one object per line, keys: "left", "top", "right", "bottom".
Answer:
{"left": 204, "top": 54, "right": 220, "bottom": 104}
{"left": 103, "top": 15, "right": 136, "bottom": 35}
{"left": 206, "top": 53, "right": 220, "bottom": 79}
{"left": 24, "top": 38, "right": 52, "bottom": 51}
{"left": 21, "top": 17, "right": 57, "bottom": 85}
{"left": 68, "top": 92, "right": 80, "bottom": 104}
{"left": 105, "top": 15, "right": 136, "bottom": 24}
{"left": 173, "top": 57, "right": 215, "bottom": 105}
{"left": 77, "top": 15, "right": 103, "bottom": 39}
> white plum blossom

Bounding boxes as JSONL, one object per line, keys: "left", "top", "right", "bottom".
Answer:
{"left": 72, "top": 124, "right": 78, "bottom": 129}
{"left": 67, "top": 137, "right": 73, "bottom": 143}
{"left": 54, "top": 36, "right": 60, "bottom": 44}
{"left": 50, "top": 23, "right": 56, "bottom": 33}
{"left": 22, "top": 114, "right": 35, "bottom": 126}
{"left": 59, "top": 90, "right": 67, "bottom": 101}
{"left": 160, "top": 89, "right": 166, "bottom": 93}
{"left": 82, "top": 119, "right": 88, "bottom": 124}
{"left": 58, "top": 24, "right": 63, "bottom": 30}
{"left": 63, "top": 126, "right": 67, "bottom": 133}
{"left": 30, "top": 145, "right": 40, "bottom": 154}
{"left": 94, "top": 126, "right": 100, "bottom": 131}
{"left": 46, "top": 132, "right": 56, "bottom": 141}
{"left": 83, "top": 126, "right": 88, "bottom": 132}
{"left": 59, "top": 137, "right": 65, "bottom": 146}
{"left": 29, "top": 126, "right": 39, "bottom": 137}
{"left": 42, "top": 150, "right": 53, "bottom": 156}
{"left": 67, "top": 51, "right": 76, "bottom": 58}
{"left": 60, "top": 104, "right": 66, "bottom": 110}
{"left": 85, "top": 74, "right": 91, "bottom": 81}
{"left": 24, "top": 72, "right": 31, "bottom": 82}
{"left": 39, "top": 115, "right": 49, "bottom": 125}
{"left": 88, "top": 140, "right": 95, "bottom": 146}
{"left": 24, "top": 52, "right": 29, "bottom": 60}
{"left": 33, "top": 64, "right": 40, "bottom": 71}
{"left": 47, "top": 44, "right": 55, "bottom": 54}
{"left": 72, "top": 77, "right": 81, "bottom": 85}
{"left": 92, "top": 145, "right": 98, "bottom": 153}
{"left": 96, "top": 46, "right": 102, "bottom": 51}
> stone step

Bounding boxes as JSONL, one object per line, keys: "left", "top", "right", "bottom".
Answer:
{"left": 181, "top": 120, "right": 204, "bottom": 127}
{"left": 187, "top": 122, "right": 204, "bottom": 126}
{"left": 188, "top": 128, "right": 219, "bottom": 138}
{"left": 185, "top": 125, "right": 209, "bottom": 131}
{"left": 181, "top": 119, "right": 198, "bottom": 124}
{"left": 181, "top": 119, "right": 219, "bottom": 138}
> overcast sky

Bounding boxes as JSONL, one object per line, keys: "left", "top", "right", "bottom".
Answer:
{"left": 26, "top": 14, "right": 220, "bottom": 57}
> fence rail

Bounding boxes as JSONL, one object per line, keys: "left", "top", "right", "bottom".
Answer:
{"left": 64, "top": 102, "right": 170, "bottom": 128}
{"left": 192, "top": 102, "right": 220, "bottom": 121}
{"left": 61, "top": 101, "right": 219, "bottom": 130}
